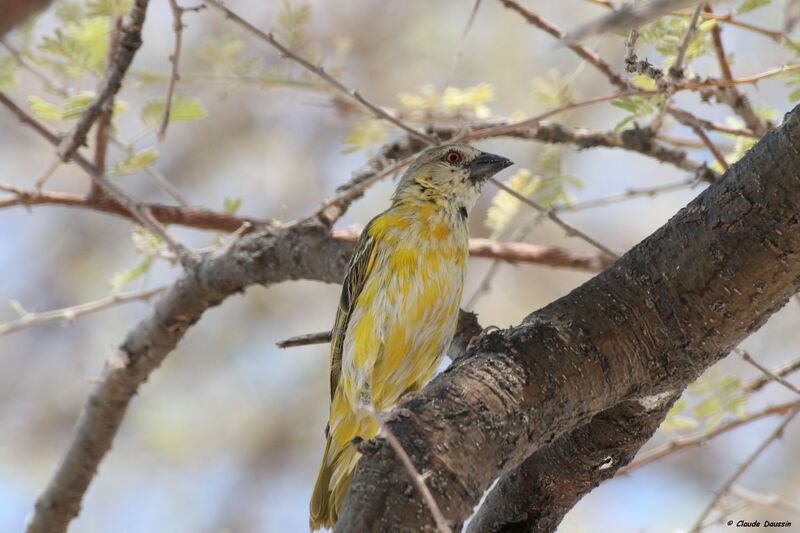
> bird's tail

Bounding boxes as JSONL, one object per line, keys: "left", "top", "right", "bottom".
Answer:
{"left": 309, "top": 431, "right": 361, "bottom": 530}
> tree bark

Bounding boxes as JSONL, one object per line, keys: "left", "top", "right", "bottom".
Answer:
{"left": 334, "top": 104, "right": 800, "bottom": 532}
{"left": 465, "top": 395, "right": 678, "bottom": 533}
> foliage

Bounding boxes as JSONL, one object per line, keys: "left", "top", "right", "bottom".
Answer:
{"left": 398, "top": 83, "right": 495, "bottom": 121}
{"left": 531, "top": 69, "right": 577, "bottom": 108}
{"left": 110, "top": 228, "right": 163, "bottom": 290}
{"left": 343, "top": 119, "right": 386, "bottom": 154}
{"left": 736, "top": 0, "right": 771, "bottom": 15}
{"left": 274, "top": 0, "right": 312, "bottom": 49}
{"left": 139, "top": 95, "right": 206, "bottom": 129}
{"left": 662, "top": 370, "right": 749, "bottom": 433}
{"left": 28, "top": 91, "right": 126, "bottom": 121}
{"left": 610, "top": 74, "right": 666, "bottom": 131}
{"left": 637, "top": 16, "right": 717, "bottom": 68}
{"left": 110, "top": 147, "right": 159, "bottom": 176}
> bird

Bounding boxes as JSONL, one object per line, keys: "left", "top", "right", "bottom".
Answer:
{"left": 309, "top": 144, "right": 513, "bottom": 530}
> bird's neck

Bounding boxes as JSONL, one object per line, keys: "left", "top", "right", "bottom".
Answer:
{"left": 391, "top": 183, "right": 470, "bottom": 224}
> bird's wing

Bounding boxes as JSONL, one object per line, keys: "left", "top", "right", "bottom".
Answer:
{"left": 329, "top": 219, "right": 379, "bottom": 401}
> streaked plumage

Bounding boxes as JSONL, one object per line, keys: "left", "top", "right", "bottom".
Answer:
{"left": 310, "top": 144, "right": 513, "bottom": 530}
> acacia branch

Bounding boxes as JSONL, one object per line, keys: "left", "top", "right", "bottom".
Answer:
{"left": 0, "top": 184, "right": 611, "bottom": 272}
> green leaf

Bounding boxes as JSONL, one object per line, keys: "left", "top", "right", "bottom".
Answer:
{"left": 132, "top": 227, "right": 163, "bottom": 255}
{"left": 274, "top": 0, "right": 312, "bottom": 48}
{"left": 9, "top": 300, "right": 28, "bottom": 317}
{"left": 663, "top": 415, "right": 699, "bottom": 431}
{"left": 39, "top": 18, "right": 110, "bottom": 76}
{"left": 110, "top": 147, "right": 159, "bottom": 175}
{"left": 693, "top": 396, "right": 722, "bottom": 419}
{"left": 140, "top": 95, "right": 207, "bottom": 129}
{"left": 485, "top": 169, "right": 542, "bottom": 236}
{"left": 110, "top": 258, "right": 153, "bottom": 290}
{"left": 223, "top": 197, "right": 242, "bottom": 215}
{"left": 531, "top": 69, "right": 577, "bottom": 108}
{"left": 87, "top": 0, "right": 132, "bottom": 17}
{"left": 737, "top": 0, "right": 770, "bottom": 15}
{"left": 0, "top": 55, "right": 18, "bottom": 91}
{"left": 342, "top": 119, "right": 386, "bottom": 154}
{"left": 28, "top": 95, "right": 62, "bottom": 120}
{"left": 60, "top": 91, "right": 96, "bottom": 120}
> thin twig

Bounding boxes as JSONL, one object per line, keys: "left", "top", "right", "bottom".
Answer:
{"left": 276, "top": 330, "right": 332, "bottom": 348}
{"left": 312, "top": 156, "right": 415, "bottom": 224}
{"left": 706, "top": 4, "right": 732, "bottom": 82}
{"left": 158, "top": 0, "right": 189, "bottom": 141}
{"left": 500, "top": 0, "right": 758, "bottom": 171}
{"left": 108, "top": 137, "right": 191, "bottom": 206}
{"left": 556, "top": 178, "right": 700, "bottom": 212}
{"left": 0, "top": 288, "right": 165, "bottom": 337}
{"left": 441, "top": 0, "right": 482, "bottom": 90}
{"left": 488, "top": 177, "right": 620, "bottom": 259}
{"left": 744, "top": 356, "right": 800, "bottom": 393}
{"left": 683, "top": 119, "right": 729, "bottom": 171}
{"left": 92, "top": 16, "right": 123, "bottom": 199}
{"left": 736, "top": 348, "right": 800, "bottom": 396}
{"left": 670, "top": 2, "right": 703, "bottom": 79}
{"left": 499, "top": 0, "right": 629, "bottom": 91}
{"left": 618, "top": 400, "right": 800, "bottom": 475}
{"left": 688, "top": 406, "right": 800, "bottom": 533}
{"left": 367, "top": 408, "right": 452, "bottom": 533}
{"left": 202, "top": 0, "right": 434, "bottom": 144}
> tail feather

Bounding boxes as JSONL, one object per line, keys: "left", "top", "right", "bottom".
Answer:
{"left": 309, "top": 435, "right": 360, "bottom": 530}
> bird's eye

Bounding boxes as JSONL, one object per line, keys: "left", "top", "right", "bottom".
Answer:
{"left": 445, "top": 151, "right": 462, "bottom": 165}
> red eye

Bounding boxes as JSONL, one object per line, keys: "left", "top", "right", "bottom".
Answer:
{"left": 445, "top": 151, "right": 462, "bottom": 165}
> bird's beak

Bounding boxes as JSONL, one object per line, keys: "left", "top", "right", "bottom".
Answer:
{"left": 469, "top": 152, "right": 513, "bottom": 182}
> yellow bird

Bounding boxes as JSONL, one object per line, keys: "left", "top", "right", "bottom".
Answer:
{"left": 310, "top": 144, "right": 513, "bottom": 530}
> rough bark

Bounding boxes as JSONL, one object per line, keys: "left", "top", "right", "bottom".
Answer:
{"left": 334, "top": 105, "right": 800, "bottom": 532}
{"left": 466, "top": 395, "right": 679, "bottom": 533}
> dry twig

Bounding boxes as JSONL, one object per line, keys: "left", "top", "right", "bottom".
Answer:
{"left": 0, "top": 288, "right": 165, "bottom": 337}
{"left": 688, "top": 406, "right": 799, "bottom": 533}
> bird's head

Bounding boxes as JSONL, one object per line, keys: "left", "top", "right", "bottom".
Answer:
{"left": 392, "top": 144, "right": 513, "bottom": 214}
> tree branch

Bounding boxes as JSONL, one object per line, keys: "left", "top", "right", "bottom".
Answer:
{"left": 24, "top": 220, "right": 352, "bottom": 533}
{"left": 466, "top": 394, "right": 679, "bottom": 533}
{"left": 0, "top": 184, "right": 612, "bottom": 272}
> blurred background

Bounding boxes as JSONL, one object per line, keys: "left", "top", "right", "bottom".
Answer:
{"left": 0, "top": 0, "right": 799, "bottom": 531}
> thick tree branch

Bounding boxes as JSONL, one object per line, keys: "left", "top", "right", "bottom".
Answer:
{"left": 466, "top": 394, "right": 679, "bottom": 533}
{"left": 333, "top": 105, "right": 800, "bottom": 532}
{"left": 24, "top": 220, "right": 352, "bottom": 533}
